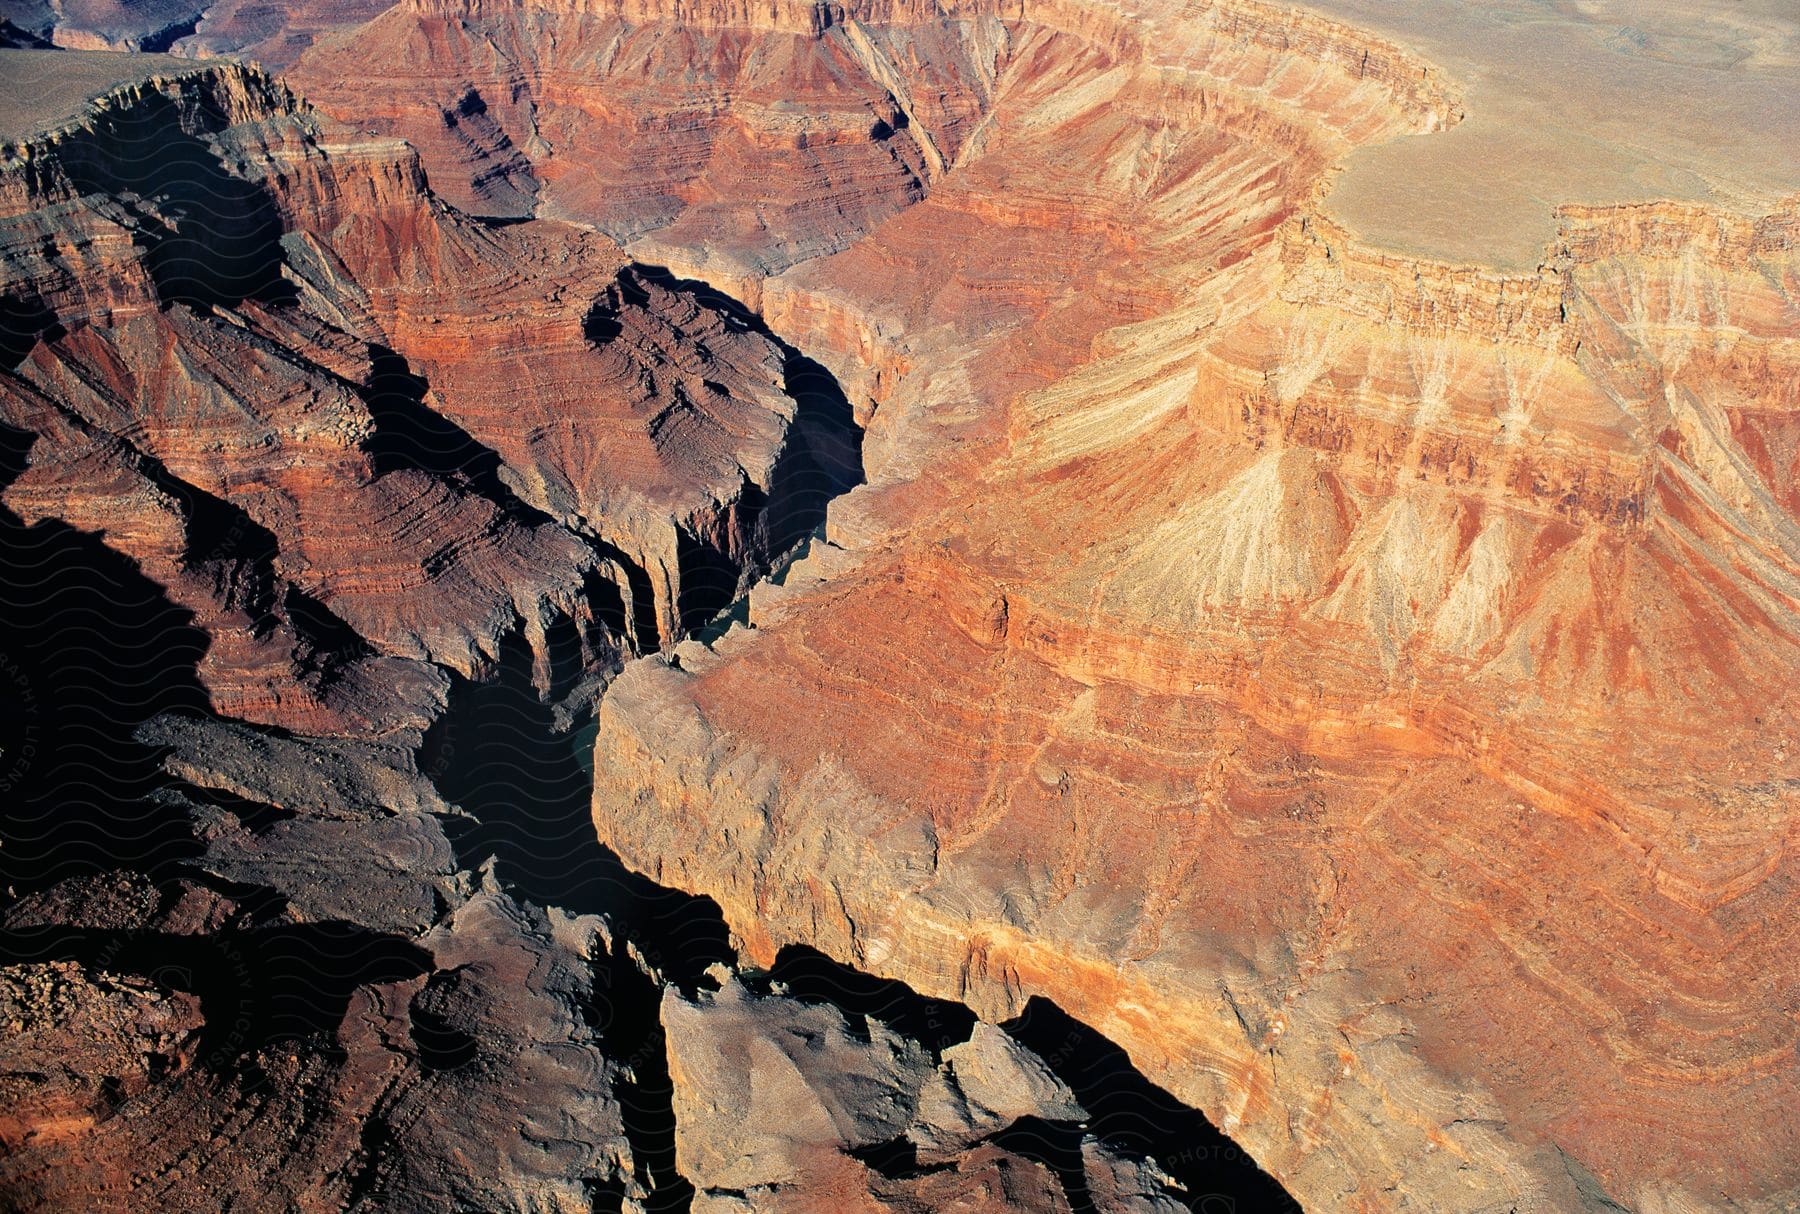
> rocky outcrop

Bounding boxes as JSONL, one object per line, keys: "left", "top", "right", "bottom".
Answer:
{"left": 290, "top": 0, "right": 1454, "bottom": 292}
{"left": 0, "top": 0, "right": 390, "bottom": 63}
{"left": 0, "top": 961, "right": 204, "bottom": 1155}
{"left": 294, "top": 0, "right": 1778, "bottom": 1207}
{"left": 0, "top": 0, "right": 208, "bottom": 53}
{"left": 664, "top": 974, "right": 1192, "bottom": 1212}
{"left": 0, "top": 677, "right": 1253, "bottom": 1209}
{"left": 0, "top": 707, "right": 650, "bottom": 1211}
{"left": 0, "top": 57, "right": 859, "bottom": 731}
{"left": 0, "top": 0, "right": 1794, "bottom": 1207}
{"left": 0, "top": 47, "right": 1263, "bottom": 1214}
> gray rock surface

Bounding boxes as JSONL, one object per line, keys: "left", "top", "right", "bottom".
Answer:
{"left": 665, "top": 975, "right": 1193, "bottom": 1212}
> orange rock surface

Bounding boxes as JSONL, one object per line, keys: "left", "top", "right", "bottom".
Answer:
{"left": 0, "top": 56, "right": 855, "bottom": 732}
{"left": 255, "top": 0, "right": 1791, "bottom": 1207}
{"left": 0, "top": 0, "right": 1793, "bottom": 1206}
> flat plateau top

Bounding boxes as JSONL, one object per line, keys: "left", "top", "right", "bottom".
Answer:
{"left": 1304, "top": 0, "right": 1800, "bottom": 268}
{"left": 0, "top": 48, "right": 214, "bottom": 142}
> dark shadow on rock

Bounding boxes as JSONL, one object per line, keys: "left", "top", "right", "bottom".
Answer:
{"left": 0, "top": 292, "right": 63, "bottom": 370}
{"left": 136, "top": 11, "right": 203, "bottom": 53}
{"left": 0, "top": 921, "right": 430, "bottom": 1056}
{"left": 0, "top": 19, "right": 56, "bottom": 48}
{"left": 848, "top": 1135, "right": 953, "bottom": 1180}
{"left": 989, "top": 1114, "right": 1097, "bottom": 1209}
{"left": 1004, "top": 996, "right": 1304, "bottom": 1212}
{"left": 420, "top": 629, "right": 725, "bottom": 1211}
{"left": 358, "top": 343, "right": 550, "bottom": 527}
{"left": 591, "top": 922, "right": 698, "bottom": 1212}
{"left": 420, "top": 630, "right": 732, "bottom": 989}
{"left": 0, "top": 493, "right": 211, "bottom": 897}
{"left": 754, "top": 943, "right": 977, "bottom": 1056}
{"left": 54, "top": 90, "right": 296, "bottom": 310}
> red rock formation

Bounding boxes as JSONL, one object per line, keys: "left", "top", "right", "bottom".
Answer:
{"left": 0, "top": 847, "right": 649, "bottom": 1209}
{"left": 249, "top": 0, "right": 1785, "bottom": 1207}
{"left": 0, "top": 0, "right": 1792, "bottom": 1206}
{"left": 595, "top": 190, "right": 1799, "bottom": 1214}
{"left": 0, "top": 962, "right": 204, "bottom": 1157}
{"left": 0, "top": 57, "right": 856, "bottom": 731}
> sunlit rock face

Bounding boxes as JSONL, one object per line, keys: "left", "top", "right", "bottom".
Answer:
{"left": 285, "top": 0, "right": 1800, "bottom": 1208}
{"left": 662, "top": 975, "right": 1191, "bottom": 1212}
{"left": 0, "top": 0, "right": 1793, "bottom": 1207}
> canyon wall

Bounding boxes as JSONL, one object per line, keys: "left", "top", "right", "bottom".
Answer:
{"left": 0, "top": 56, "right": 858, "bottom": 732}
{"left": 238, "top": 0, "right": 1787, "bottom": 1208}
{"left": 0, "top": 54, "right": 1265, "bottom": 1213}
{"left": 0, "top": 0, "right": 1792, "bottom": 1207}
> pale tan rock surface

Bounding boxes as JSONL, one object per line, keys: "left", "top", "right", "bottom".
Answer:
{"left": 663, "top": 974, "right": 1188, "bottom": 1211}
{"left": 1305, "top": 0, "right": 1800, "bottom": 267}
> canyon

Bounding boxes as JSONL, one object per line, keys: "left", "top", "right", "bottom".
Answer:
{"left": 0, "top": 0, "right": 1796, "bottom": 1210}
{"left": 0, "top": 43, "right": 1288, "bottom": 1213}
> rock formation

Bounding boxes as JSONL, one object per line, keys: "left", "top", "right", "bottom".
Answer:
{"left": 663, "top": 975, "right": 1192, "bottom": 1212}
{"left": 0, "top": 0, "right": 1795, "bottom": 1207}
{"left": 0, "top": 42, "right": 1271, "bottom": 1214}
{"left": 283, "top": 0, "right": 1797, "bottom": 1207}
{"left": 0, "top": 707, "right": 650, "bottom": 1210}
{"left": 0, "top": 54, "right": 858, "bottom": 732}
{"left": 0, "top": 0, "right": 388, "bottom": 64}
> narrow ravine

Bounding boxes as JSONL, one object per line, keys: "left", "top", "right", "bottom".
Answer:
{"left": 409, "top": 323, "right": 1300, "bottom": 1209}
{"left": 0, "top": 95, "right": 1300, "bottom": 1196}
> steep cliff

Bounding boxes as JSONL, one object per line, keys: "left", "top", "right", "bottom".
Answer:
{"left": 276, "top": 0, "right": 1785, "bottom": 1209}
{"left": 0, "top": 55, "right": 858, "bottom": 732}
{"left": 0, "top": 0, "right": 1794, "bottom": 1207}
{"left": 0, "top": 48, "right": 1264, "bottom": 1214}
{"left": 595, "top": 185, "right": 1800, "bottom": 1210}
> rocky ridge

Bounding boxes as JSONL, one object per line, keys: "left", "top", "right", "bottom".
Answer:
{"left": 0, "top": 58, "right": 859, "bottom": 732}
{"left": 279, "top": 0, "right": 1800, "bottom": 1207}
{"left": 0, "top": 50, "right": 1277, "bottom": 1213}
{"left": 0, "top": 0, "right": 1791, "bottom": 1206}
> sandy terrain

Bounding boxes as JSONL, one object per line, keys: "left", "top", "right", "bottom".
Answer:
{"left": 1308, "top": 0, "right": 1800, "bottom": 266}
{"left": 0, "top": 49, "right": 211, "bottom": 140}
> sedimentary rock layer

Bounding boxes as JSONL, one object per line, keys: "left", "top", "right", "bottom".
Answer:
{"left": 253, "top": 0, "right": 1782, "bottom": 1207}
{"left": 0, "top": 49, "right": 1261, "bottom": 1214}
{"left": 0, "top": 56, "right": 856, "bottom": 731}
{"left": 298, "top": 1, "right": 1800, "bottom": 1210}
{"left": 0, "top": 0, "right": 1792, "bottom": 1206}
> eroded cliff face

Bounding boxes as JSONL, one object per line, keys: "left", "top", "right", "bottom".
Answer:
{"left": 0, "top": 60, "right": 858, "bottom": 732}
{"left": 0, "top": 0, "right": 1794, "bottom": 1207}
{"left": 290, "top": 0, "right": 1453, "bottom": 290}
{"left": 0, "top": 52, "right": 1261, "bottom": 1214}
{"left": 248, "top": 0, "right": 1791, "bottom": 1208}
{"left": 594, "top": 187, "right": 1800, "bottom": 1210}
{"left": 0, "top": 0, "right": 389, "bottom": 64}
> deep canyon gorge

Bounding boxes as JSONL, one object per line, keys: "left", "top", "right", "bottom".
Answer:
{"left": 0, "top": 0, "right": 1795, "bottom": 1210}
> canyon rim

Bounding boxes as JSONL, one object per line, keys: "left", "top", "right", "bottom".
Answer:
{"left": 0, "top": 0, "right": 1796, "bottom": 1211}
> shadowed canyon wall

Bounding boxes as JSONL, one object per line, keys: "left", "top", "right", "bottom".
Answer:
{"left": 0, "top": 49, "right": 1297, "bottom": 1213}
